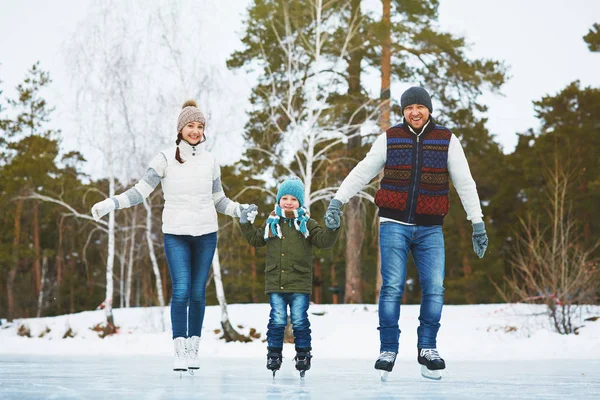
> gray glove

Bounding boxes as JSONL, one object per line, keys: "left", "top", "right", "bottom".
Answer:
{"left": 324, "top": 199, "right": 343, "bottom": 230}
{"left": 472, "top": 222, "right": 488, "bottom": 258}
{"left": 240, "top": 204, "right": 258, "bottom": 224}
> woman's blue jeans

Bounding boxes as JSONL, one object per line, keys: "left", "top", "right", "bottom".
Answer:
{"left": 378, "top": 222, "right": 445, "bottom": 352}
{"left": 164, "top": 232, "right": 217, "bottom": 339}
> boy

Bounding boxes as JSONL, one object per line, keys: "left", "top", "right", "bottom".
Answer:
{"left": 239, "top": 177, "right": 340, "bottom": 377}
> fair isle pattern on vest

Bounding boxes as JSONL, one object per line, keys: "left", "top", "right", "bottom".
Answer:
{"left": 374, "top": 121, "right": 452, "bottom": 226}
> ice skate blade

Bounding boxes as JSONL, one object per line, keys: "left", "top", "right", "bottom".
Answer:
{"left": 420, "top": 365, "right": 442, "bottom": 380}
{"left": 380, "top": 371, "right": 389, "bottom": 382}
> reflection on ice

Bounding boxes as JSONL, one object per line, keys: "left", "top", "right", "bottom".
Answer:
{"left": 0, "top": 355, "right": 599, "bottom": 399}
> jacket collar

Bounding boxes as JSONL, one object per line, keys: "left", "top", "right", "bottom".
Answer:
{"left": 402, "top": 116, "right": 435, "bottom": 136}
{"left": 178, "top": 139, "right": 203, "bottom": 161}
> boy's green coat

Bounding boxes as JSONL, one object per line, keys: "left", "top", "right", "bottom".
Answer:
{"left": 240, "top": 218, "right": 340, "bottom": 294}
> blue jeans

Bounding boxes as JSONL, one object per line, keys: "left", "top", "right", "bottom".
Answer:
{"left": 267, "top": 293, "right": 311, "bottom": 350}
{"left": 164, "top": 232, "right": 217, "bottom": 339}
{"left": 378, "top": 222, "right": 445, "bottom": 352}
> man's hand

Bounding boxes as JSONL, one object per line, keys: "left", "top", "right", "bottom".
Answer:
{"left": 324, "top": 199, "right": 343, "bottom": 230}
{"left": 472, "top": 222, "right": 488, "bottom": 258}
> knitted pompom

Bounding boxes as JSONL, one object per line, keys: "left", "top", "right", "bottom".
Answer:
{"left": 182, "top": 99, "right": 197, "bottom": 109}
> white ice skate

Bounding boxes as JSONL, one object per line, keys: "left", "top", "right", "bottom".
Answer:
{"left": 187, "top": 336, "right": 201, "bottom": 375}
{"left": 173, "top": 337, "right": 188, "bottom": 377}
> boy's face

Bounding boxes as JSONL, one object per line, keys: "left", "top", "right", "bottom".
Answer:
{"left": 279, "top": 195, "right": 300, "bottom": 211}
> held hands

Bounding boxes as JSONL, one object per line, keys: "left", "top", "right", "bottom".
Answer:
{"left": 324, "top": 199, "right": 343, "bottom": 230}
{"left": 472, "top": 222, "right": 488, "bottom": 258}
{"left": 91, "top": 198, "right": 116, "bottom": 222}
{"left": 240, "top": 204, "right": 259, "bottom": 224}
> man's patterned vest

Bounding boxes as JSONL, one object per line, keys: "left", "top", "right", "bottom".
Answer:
{"left": 374, "top": 118, "right": 452, "bottom": 226}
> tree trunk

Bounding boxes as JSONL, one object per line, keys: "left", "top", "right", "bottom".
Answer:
{"left": 344, "top": 196, "right": 363, "bottom": 303}
{"left": 314, "top": 258, "right": 322, "bottom": 304}
{"left": 36, "top": 255, "right": 48, "bottom": 318}
{"left": 331, "top": 259, "right": 339, "bottom": 305}
{"left": 376, "top": 0, "right": 391, "bottom": 304}
{"left": 250, "top": 245, "right": 258, "bottom": 303}
{"left": 143, "top": 198, "right": 165, "bottom": 306}
{"left": 32, "top": 201, "right": 41, "bottom": 296}
{"left": 8, "top": 198, "right": 24, "bottom": 320}
{"left": 458, "top": 218, "right": 472, "bottom": 277}
{"left": 118, "top": 238, "right": 127, "bottom": 308}
{"left": 104, "top": 175, "right": 116, "bottom": 333}
{"left": 125, "top": 208, "right": 137, "bottom": 308}
{"left": 56, "top": 215, "right": 66, "bottom": 287}
{"left": 343, "top": 0, "right": 365, "bottom": 304}
{"left": 69, "top": 256, "right": 76, "bottom": 314}
{"left": 212, "top": 247, "right": 250, "bottom": 342}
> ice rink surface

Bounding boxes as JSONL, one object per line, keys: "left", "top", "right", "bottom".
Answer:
{"left": 1, "top": 355, "right": 599, "bottom": 399}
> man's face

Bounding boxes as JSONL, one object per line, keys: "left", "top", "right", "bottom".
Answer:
{"left": 403, "top": 104, "right": 430, "bottom": 130}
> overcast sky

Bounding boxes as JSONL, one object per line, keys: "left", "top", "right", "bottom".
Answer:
{"left": 1, "top": 0, "right": 599, "bottom": 165}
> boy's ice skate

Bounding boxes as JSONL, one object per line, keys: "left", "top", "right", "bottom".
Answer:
{"left": 173, "top": 337, "right": 188, "bottom": 378}
{"left": 187, "top": 336, "right": 200, "bottom": 375}
{"left": 374, "top": 351, "right": 397, "bottom": 382}
{"left": 294, "top": 349, "right": 312, "bottom": 379}
{"left": 418, "top": 348, "right": 445, "bottom": 380}
{"left": 266, "top": 349, "right": 283, "bottom": 378}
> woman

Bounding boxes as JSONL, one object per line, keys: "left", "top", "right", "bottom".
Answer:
{"left": 91, "top": 100, "right": 253, "bottom": 373}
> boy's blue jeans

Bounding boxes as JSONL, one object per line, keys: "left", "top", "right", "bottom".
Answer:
{"left": 164, "top": 232, "right": 217, "bottom": 339}
{"left": 267, "top": 293, "right": 311, "bottom": 350}
{"left": 378, "top": 222, "right": 445, "bottom": 352}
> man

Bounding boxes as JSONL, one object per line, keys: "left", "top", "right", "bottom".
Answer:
{"left": 324, "top": 87, "right": 488, "bottom": 380}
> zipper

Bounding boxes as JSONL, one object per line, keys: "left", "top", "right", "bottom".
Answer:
{"left": 407, "top": 133, "right": 421, "bottom": 223}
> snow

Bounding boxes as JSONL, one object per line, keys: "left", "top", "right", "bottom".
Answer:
{"left": 1, "top": 303, "right": 599, "bottom": 361}
{"left": 1, "top": 304, "right": 600, "bottom": 398}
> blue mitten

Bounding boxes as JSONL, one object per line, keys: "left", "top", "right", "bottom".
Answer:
{"left": 324, "top": 199, "right": 343, "bottom": 230}
{"left": 472, "top": 222, "right": 488, "bottom": 258}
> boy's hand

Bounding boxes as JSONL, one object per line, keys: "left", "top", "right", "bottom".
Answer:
{"left": 472, "top": 222, "right": 488, "bottom": 258}
{"left": 324, "top": 199, "right": 343, "bottom": 230}
{"left": 241, "top": 204, "right": 258, "bottom": 224}
{"left": 91, "top": 198, "right": 115, "bottom": 222}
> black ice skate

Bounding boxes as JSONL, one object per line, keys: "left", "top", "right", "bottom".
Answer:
{"left": 266, "top": 348, "right": 283, "bottom": 378}
{"left": 418, "top": 348, "right": 445, "bottom": 380}
{"left": 294, "top": 349, "right": 312, "bottom": 379}
{"left": 374, "top": 351, "right": 397, "bottom": 382}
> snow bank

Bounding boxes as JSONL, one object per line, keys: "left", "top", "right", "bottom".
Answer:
{"left": 1, "top": 303, "right": 598, "bottom": 361}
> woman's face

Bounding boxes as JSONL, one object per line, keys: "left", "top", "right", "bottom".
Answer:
{"left": 279, "top": 195, "right": 300, "bottom": 211}
{"left": 181, "top": 121, "right": 205, "bottom": 145}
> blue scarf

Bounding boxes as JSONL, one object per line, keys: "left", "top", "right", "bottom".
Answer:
{"left": 264, "top": 205, "right": 310, "bottom": 240}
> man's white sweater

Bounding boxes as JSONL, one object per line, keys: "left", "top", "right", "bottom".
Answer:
{"left": 334, "top": 122, "right": 483, "bottom": 225}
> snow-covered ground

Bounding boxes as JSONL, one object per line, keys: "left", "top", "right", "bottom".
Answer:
{"left": 1, "top": 304, "right": 599, "bottom": 399}
{"left": 1, "top": 303, "right": 599, "bottom": 361}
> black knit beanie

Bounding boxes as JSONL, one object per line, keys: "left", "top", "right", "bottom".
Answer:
{"left": 400, "top": 87, "right": 433, "bottom": 113}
